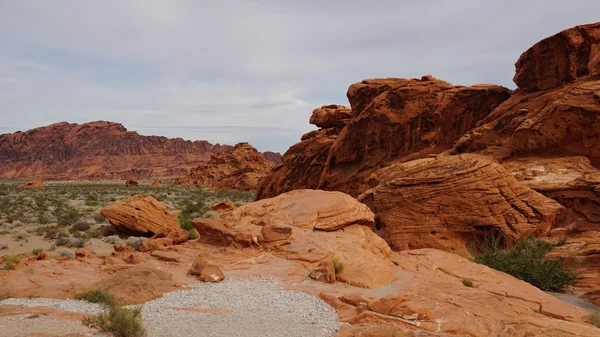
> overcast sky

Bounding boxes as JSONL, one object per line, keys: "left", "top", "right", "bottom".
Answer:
{"left": 1, "top": 1, "right": 599, "bottom": 152}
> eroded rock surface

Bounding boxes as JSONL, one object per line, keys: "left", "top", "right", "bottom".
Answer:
{"left": 175, "top": 142, "right": 275, "bottom": 191}
{"left": 101, "top": 194, "right": 188, "bottom": 251}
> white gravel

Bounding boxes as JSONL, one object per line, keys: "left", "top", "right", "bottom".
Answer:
{"left": 141, "top": 278, "right": 342, "bottom": 337}
{"left": 0, "top": 278, "right": 342, "bottom": 337}
{"left": 0, "top": 297, "right": 106, "bottom": 315}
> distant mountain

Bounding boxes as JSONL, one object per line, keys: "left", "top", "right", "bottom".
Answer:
{"left": 0, "top": 121, "right": 281, "bottom": 180}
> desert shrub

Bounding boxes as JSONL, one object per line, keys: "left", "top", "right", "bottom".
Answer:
{"left": 55, "top": 206, "right": 81, "bottom": 226}
{"left": 2, "top": 255, "right": 20, "bottom": 270}
{"left": 0, "top": 229, "right": 10, "bottom": 235}
{"left": 104, "top": 235, "right": 124, "bottom": 245}
{"left": 93, "top": 212, "right": 107, "bottom": 224}
{"left": 201, "top": 211, "right": 218, "bottom": 219}
{"left": 125, "top": 237, "right": 146, "bottom": 251}
{"left": 188, "top": 229, "right": 200, "bottom": 240}
{"left": 588, "top": 311, "right": 600, "bottom": 328}
{"left": 75, "top": 289, "right": 117, "bottom": 306}
{"left": 11, "top": 230, "right": 29, "bottom": 241}
{"left": 100, "top": 225, "right": 118, "bottom": 237}
{"left": 461, "top": 278, "right": 474, "bottom": 287}
{"left": 391, "top": 260, "right": 399, "bottom": 266}
{"left": 0, "top": 243, "right": 8, "bottom": 250}
{"left": 37, "top": 211, "right": 50, "bottom": 224}
{"left": 178, "top": 199, "right": 208, "bottom": 232}
{"left": 84, "top": 194, "right": 99, "bottom": 206}
{"left": 474, "top": 235, "right": 576, "bottom": 291}
{"left": 83, "top": 305, "right": 146, "bottom": 337}
{"left": 35, "top": 225, "right": 69, "bottom": 240}
{"left": 332, "top": 258, "right": 344, "bottom": 274}
{"left": 58, "top": 249, "right": 75, "bottom": 259}
{"left": 56, "top": 235, "right": 71, "bottom": 246}
{"left": 68, "top": 237, "right": 87, "bottom": 248}
{"left": 86, "top": 229, "right": 102, "bottom": 239}
{"left": 32, "top": 248, "right": 43, "bottom": 255}
{"left": 70, "top": 219, "right": 92, "bottom": 232}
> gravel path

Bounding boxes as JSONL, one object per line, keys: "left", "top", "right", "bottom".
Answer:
{"left": 0, "top": 278, "right": 342, "bottom": 337}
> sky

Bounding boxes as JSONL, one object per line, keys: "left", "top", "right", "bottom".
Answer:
{"left": 1, "top": 1, "right": 599, "bottom": 153}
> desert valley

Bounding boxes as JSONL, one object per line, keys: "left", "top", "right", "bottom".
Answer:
{"left": 2, "top": 19, "right": 600, "bottom": 337}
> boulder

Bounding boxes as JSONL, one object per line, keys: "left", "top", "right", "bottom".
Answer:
{"left": 175, "top": 142, "right": 275, "bottom": 191}
{"left": 199, "top": 265, "right": 225, "bottom": 283}
{"left": 150, "top": 180, "right": 163, "bottom": 188}
{"left": 309, "top": 104, "right": 352, "bottom": 128}
{"left": 359, "top": 154, "right": 564, "bottom": 255}
{"left": 310, "top": 260, "right": 336, "bottom": 283}
{"left": 20, "top": 180, "right": 45, "bottom": 189}
{"left": 258, "top": 77, "right": 510, "bottom": 198}
{"left": 193, "top": 189, "right": 393, "bottom": 288}
{"left": 125, "top": 178, "right": 139, "bottom": 188}
{"left": 101, "top": 194, "right": 188, "bottom": 251}
{"left": 513, "top": 22, "right": 600, "bottom": 91}
{"left": 211, "top": 201, "right": 237, "bottom": 214}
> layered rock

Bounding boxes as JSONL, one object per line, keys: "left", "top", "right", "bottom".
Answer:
{"left": 513, "top": 22, "right": 600, "bottom": 91}
{"left": 358, "top": 154, "right": 564, "bottom": 254}
{"left": 175, "top": 142, "right": 276, "bottom": 191}
{"left": 258, "top": 77, "right": 510, "bottom": 198}
{"left": 309, "top": 104, "right": 352, "bottom": 128}
{"left": 0, "top": 121, "right": 231, "bottom": 180}
{"left": 101, "top": 194, "right": 188, "bottom": 251}
{"left": 193, "top": 189, "right": 393, "bottom": 288}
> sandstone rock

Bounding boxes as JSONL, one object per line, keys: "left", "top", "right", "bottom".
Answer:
{"left": 189, "top": 254, "right": 208, "bottom": 276}
{"left": 359, "top": 154, "right": 564, "bottom": 254}
{"left": 113, "top": 244, "right": 136, "bottom": 253}
{"left": 175, "top": 142, "right": 275, "bottom": 191}
{"left": 261, "top": 224, "right": 292, "bottom": 242}
{"left": 310, "top": 260, "right": 336, "bottom": 283}
{"left": 258, "top": 78, "right": 510, "bottom": 198}
{"left": 125, "top": 178, "right": 139, "bottom": 188}
{"left": 367, "top": 295, "right": 409, "bottom": 315}
{"left": 513, "top": 22, "right": 600, "bottom": 91}
{"left": 309, "top": 104, "right": 352, "bottom": 128}
{"left": 101, "top": 194, "right": 188, "bottom": 251}
{"left": 262, "top": 151, "right": 283, "bottom": 165}
{"left": 150, "top": 250, "right": 181, "bottom": 263}
{"left": 193, "top": 190, "right": 393, "bottom": 288}
{"left": 20, "top": 180, "right": 45, "bottom": 189}
{"left": 150, "top": 180, "right": 163, "bottom": 188}
{"left": 210, "top": 200, "right": 237, "bottom": 214}
{"left": 199, "top": 265, "right": 225, "bottom": 283}
{"left": 0, "top": 121, "right": 230, "bottom": 180}
{"left": 74, "top": 248, "right": 93, "bottom": 259}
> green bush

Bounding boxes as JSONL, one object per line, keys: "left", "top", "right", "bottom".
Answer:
{"left": 461, "top": 278, "right": 474, "bottom": 287}
{"left": 32, "top": 248, "right": 43, "bottom": 255}
{"left": 588, "top": 311, "right": 600, "bottom": 328}
{"left": 2, "top": 255, "right": 20, "bottom": 270}
{"left": 474, "top": 235, "right": 576, "bottom": 291}
{"left": 332, "top": 258, "right": 344, "bottom": 274}
{"left": 75, "top": 289, "right": 117, "bottom": 307}
{"left": 188, "top": 229, "right": 200, "bottom": 240}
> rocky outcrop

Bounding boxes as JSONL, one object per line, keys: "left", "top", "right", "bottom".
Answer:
{"left": 150, "top": 180, "right": 163, "bottom": 188}
{"left": 262, "top": 151, "right": 283, "bottom": 165}
{"left": 309, "top": 104, "right": 352, "bottom": 128}
{"left": 193, "top": 189, "right": 393, "bottom": 288}
{"left": 124, "top": 178, "right": 139, "bottom": 188}
{"left": 513, "top": 22, "right": 600, "bottom": 91}
{"left": 358, "top": 154, "right": 564, "bottom": 254}
{"left": 189, "top": 254, "right": 225, "bottom": 283}
{"left": 175, "top": 142, "right": 276, "bottom": 191}
{"left": 100, "top": 194, "right": 188, "bottom": 251}
{"left": 0, "top": 121, "right": 232, "bottom": 180}
{"left": 19, "top": 180, "right": 45, "bottom": 189}
{"left": 210, "top": 201, "right": 237, "bottom": 214}
{"left": 258, "top": 77, "right": 510, "bottom": 198}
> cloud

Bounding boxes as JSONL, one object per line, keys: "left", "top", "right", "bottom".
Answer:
{"left": 1, "top": 0, "right": 599, "bottom": 152}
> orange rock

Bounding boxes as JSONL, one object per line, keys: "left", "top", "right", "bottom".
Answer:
{"left": 101, "top": 194, "right": 188, "bottom": 251}
{"left": 359, "top": 154, "right": 564, "bottom": 255}
{"left": 150, "top": 250, "right": 181, "bottom": 263}
{"left": 199, "top": 265, "right": 225, "bottom": 283}
{"left": 211, "top": 200, "right": 237, "bottom": 214}
{"left": 310, "top": 260, "right": 336, "bottom": 283}
{"left": 20, "top": 180, "right": 45, "bottom": 189}
{"left": 309, "top": 104, "right": 352, "bottom": 128}
{"left": 74, "top": 248, "right": 94, "bottom": 259}
{"left": 367, "top": 295, "right": 409, "bottom": 315}
{"left": 261, "top": 224, "right": 292, "bottom": 242}
{"left": 0, "top": 121, "right": 230, "bottom": 180}
{"left": 150, "top": 180, "right": 163, "bottom": 188}
{"left": 258, "top": 78, "right": 510, "bottom": 199}
{"left": 174, "top": 142, "right": 275, "bottom": 191}
{"left": 189, "top": 254, "right": 208, "bottom": 276}
{"left": 513, "top": 22, "right": 600, "bottom": 91}
{"left": 113, "top": 244, "right": 136, "bottom": 253}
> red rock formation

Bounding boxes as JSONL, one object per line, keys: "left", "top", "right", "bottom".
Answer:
{"left": 210, "top": 200, "right": 237, "bottom": 214}
{"left": 100, "top": 194, "right": 188, "bottom": 251}
{"left": 150, "top": 180, "right": 163, "bottom": 188}
{"left": 124, "top": 178, "right": 139, "bottom": 188}
{"left": 262, "top": 151, "right": 283, "bottom": 165}
{"left": 19, "top": 180, "right": 45, "bottom": 189}
{"left": 513, "top": 22, "right": 600, "bottom": 91}
{"left": 258, "top": 77, "right": 510, "bottom": 199}
{"left": 359, "top": 154, "right": 564, "bottom": 255}
{"left": 175, "top": 142, "right": 275, "bottom": 191}
{"left": 0, "top": 121, "right": 230, "bottom": 180}
{"left": 309, "top": 104, "right": 352, "bottom": 128}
